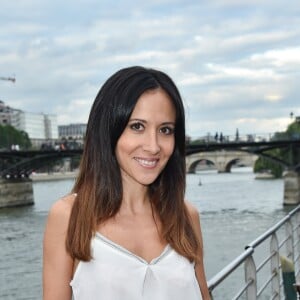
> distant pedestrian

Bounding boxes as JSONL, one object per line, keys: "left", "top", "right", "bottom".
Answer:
{"left": 214, "top": 132, "right": 218, "bottom": 142}
{"left": 219, "top": 133, "right": 223, "bottom": 143}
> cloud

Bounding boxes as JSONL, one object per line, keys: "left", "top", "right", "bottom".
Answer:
{"left": 0, "top": 0, "right": 300, "bottom": 138}
{"left": 251, "top": 47, "right": 300, "bottom": 67}
{"left": 264, "top": 94, "right": 283, "bottom": 102}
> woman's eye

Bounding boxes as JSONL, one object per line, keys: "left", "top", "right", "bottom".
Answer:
{"left": 130, "top": 122, "right": 144, "bottom": 131}
{"left": 160, "top": 126, "right": 175, "bottom": 135}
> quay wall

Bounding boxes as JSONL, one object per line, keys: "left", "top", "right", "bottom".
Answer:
{"left": 31, "top": 172, "right": 77, "bottom": 182}
{"left": 0, "top": 179, "right": 34, "bottom": 208}
{"left": 0, "top": 172, "right": 77, "bottom": 208}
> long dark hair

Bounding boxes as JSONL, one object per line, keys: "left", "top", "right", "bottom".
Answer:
{"left": 66, "top": 66, "right": 201, "bottom": 262}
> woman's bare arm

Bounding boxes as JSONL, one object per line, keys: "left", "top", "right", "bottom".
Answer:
{"left": 43, "top": 195, "right": 75, "bottom": 300}
{"left": 186, "top": 201, "right": 211, "bottom": 300}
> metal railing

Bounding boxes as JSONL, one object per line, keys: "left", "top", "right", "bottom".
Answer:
{"left": 207, "top": 205, "right": 300, "bottom": 299}
{"left": 189, "top": 132, "right": 300, "bottom": 144}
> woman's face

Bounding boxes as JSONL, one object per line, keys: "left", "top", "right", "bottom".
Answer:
{"left": 115, "top": 89, "right": 176, "bottom": 187}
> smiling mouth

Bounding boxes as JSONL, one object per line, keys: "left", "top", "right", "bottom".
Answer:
{"left": 134, "top": 158, "right": 159, "bottom": 167}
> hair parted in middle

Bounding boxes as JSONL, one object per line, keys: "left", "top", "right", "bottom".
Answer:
{"left": 66, "top": 66, "right": 201, "bottom": 263}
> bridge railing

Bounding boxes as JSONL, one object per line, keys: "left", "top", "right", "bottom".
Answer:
{"left": 207, "top": 205, "right": 300, "bottom": 299}
{"left": 188, "top": 132, "right": 300, "bottom": 144}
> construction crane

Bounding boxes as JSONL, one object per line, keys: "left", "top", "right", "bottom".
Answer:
{"left": 0, "top": 76, "right": 16, "bottom": 83}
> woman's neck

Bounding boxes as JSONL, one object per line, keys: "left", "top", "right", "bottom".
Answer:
{"left": 120, "top": 182, "right": 151, "bottom": 215}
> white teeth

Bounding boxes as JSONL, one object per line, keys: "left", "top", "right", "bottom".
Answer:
{"left": 135, "top": 158, "right": 157, "bottom": 167}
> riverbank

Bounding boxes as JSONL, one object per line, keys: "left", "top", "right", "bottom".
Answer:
{"left": 31, "top": 171, "right": 77, "bottom": 182}
{"left": 255, "top": 172, "right": 275, "bottom": 179}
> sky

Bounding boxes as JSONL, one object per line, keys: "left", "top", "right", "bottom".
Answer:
{"left": 1, "top": 0, "right": 300, "bottom": 139}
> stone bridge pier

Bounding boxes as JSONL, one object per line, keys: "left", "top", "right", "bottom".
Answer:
{"left": 283, "top": 171, "right": 300, "bottom": 205}
{"left": 186, "top": 150, "right": 258, "bottom": 173}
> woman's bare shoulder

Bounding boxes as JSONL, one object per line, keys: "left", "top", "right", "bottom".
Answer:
{"left": 184, "top": 200, "right": 202, "bottom": 236}
{"left": 46, "top": 193, "right": 77, "bottom": 228}
{"left": 51, "top": 193, "right": 76, "bottom": 209}
{"left": 185, "top": 200, "right": 200, "bottom": 219}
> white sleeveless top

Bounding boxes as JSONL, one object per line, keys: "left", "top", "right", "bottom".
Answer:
{"left": 70, "top": 232, "right": 202, "bottom": 300}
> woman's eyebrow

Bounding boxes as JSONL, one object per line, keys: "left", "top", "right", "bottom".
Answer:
{"left": 161, "top": 122, "right": 175, "bottom": 126}
{"left": 128, "top": 118, "right": 147, "bottom": 123}
{"left": 129, "top": 119, "right": 175, "bottom": 126}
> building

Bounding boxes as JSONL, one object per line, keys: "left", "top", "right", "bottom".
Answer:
{"left": 0, "top": 100, "right": 13, "bottom": 125}
{"left": 11, "top": 110, "right": 58, "bottom": 146}
{"left": 58, "top": 123, "right": 87, "bottom": 139}
{"left": 0, "top": 100, "right": 58, "bottom": 147}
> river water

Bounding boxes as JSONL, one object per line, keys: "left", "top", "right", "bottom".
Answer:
{"left": 0, "top": 167, "right": 294, "bottom": 299}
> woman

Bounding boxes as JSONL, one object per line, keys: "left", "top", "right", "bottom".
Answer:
{"left": 43, "top": 66, "right": 210, "bottom": 300}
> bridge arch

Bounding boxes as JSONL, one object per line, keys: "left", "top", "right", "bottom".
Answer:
{"left": 186, "top": 151, "right": 258, "bottom": 173}
{"left": 187, "top": 159, "right": 215, "bottom": 173}
{"left": 224, "top": 158, "right": 240, "bottom": 173}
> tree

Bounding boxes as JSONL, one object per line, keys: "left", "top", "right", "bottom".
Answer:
{"left": 286, "top": 121, "right": 300, "bottom": 140}
{"left": 254, "top": 120, "right": 300, "bottom": 178}
{"left": 254, "top": 152, "right": 284, "bottom": 178}
{"left": 0, "top": 124, "right": 32, "bottom": 150}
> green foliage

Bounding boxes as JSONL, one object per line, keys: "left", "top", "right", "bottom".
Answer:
{"left": 254, "top": 156, "right": 283, "bottom": 178}
{"left": 272, "top": 131, "right": 289, "bottom": 140}
{"left": 287, "top": 121, "right": 300, "bottom": 139}
{"left": 0, "top": 124, "right": 31, "bottom": 150}
{"left": 254, "top": 119, "right": 300, "bottom": 177}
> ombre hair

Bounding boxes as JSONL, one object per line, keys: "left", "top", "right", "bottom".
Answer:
{"left": 66, "top": 66, "right": 201, "bottom": 263}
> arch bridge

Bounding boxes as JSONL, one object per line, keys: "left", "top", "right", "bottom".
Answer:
{"left": 0, "top": 139, "right": 300, "bottom": 206}
{"left": 186, "top": 150, "right": 258, "bottom": 173}
{"left": 0, "top": 149, "right": 82, "bottom": 179}
{"left": 1, "top": 140, "right": 299, "bottom": 178}
{"left": 186, "top": 139, "right": 300, "bottom": 173}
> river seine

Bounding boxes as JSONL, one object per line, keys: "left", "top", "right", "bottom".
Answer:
{"left": 0, "top": 167, "right": 294, "bottom": 299}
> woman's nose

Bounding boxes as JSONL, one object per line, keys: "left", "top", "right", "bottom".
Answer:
{"left": 142, "top": 131, "right": 160, "bottom": 154}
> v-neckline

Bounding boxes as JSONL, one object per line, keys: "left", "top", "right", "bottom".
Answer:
{"left": 95, "top": 232, "right": 171, "bottom": 265}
